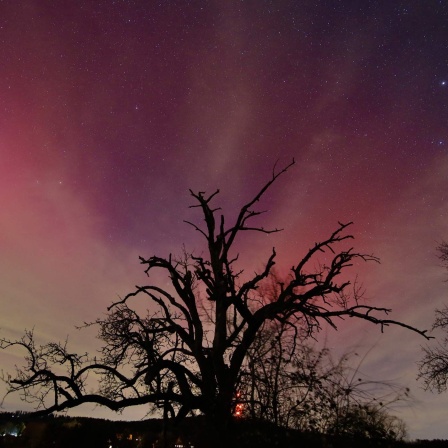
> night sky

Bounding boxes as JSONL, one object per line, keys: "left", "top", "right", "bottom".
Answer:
{"left": 1, "top": 0, "right": 448, "bottom": 440}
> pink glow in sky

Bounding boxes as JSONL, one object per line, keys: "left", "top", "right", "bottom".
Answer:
{"left": 1, "top": 1, "right": 448, "bottom": 439}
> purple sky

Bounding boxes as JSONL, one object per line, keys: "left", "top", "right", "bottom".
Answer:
{"left": 1, "top": 1, "right": 448, "bottom": 439}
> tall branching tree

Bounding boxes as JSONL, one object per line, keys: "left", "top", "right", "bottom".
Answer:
{"left": 1, "top": 160, "right": 429, "bottom": 445}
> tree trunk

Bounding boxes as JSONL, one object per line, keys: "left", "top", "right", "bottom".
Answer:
{"left": 203, "top": 391, "right": 234, "bottom": 448}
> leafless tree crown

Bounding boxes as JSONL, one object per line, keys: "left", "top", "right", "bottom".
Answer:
{"left": 1, "top": 160, "right": 429, "bottom": 430}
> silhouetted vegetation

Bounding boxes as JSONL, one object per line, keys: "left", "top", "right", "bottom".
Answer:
{"left": 1, "top": 161, "right": 429, "bottom": 447}
{"left": 419, "top": 242, "right": 448, "bottom": 391}
{"left": 240, "top": 308, "right": 409, "bottom": 440}
{"left": 0, "top": 412, "right": 443, "bottom": 448}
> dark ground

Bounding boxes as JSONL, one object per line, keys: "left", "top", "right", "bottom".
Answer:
{"left": 0, "top": 412, "right": 444, "bottom": 448}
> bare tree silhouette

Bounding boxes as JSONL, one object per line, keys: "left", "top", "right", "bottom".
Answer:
{"left": 1, "top": 160, "right": 429, "bottom": 445}
{"left": 419, "top": 242, "right": 448, "bottom": 392}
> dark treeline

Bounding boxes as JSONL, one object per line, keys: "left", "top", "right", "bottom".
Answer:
{"left": 0, "top": 412, "right": 444, "bottom": 448}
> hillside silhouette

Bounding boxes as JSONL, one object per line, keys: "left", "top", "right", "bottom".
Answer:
{"left": 0, "top": 412, "right": 445, "bottom": 448}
